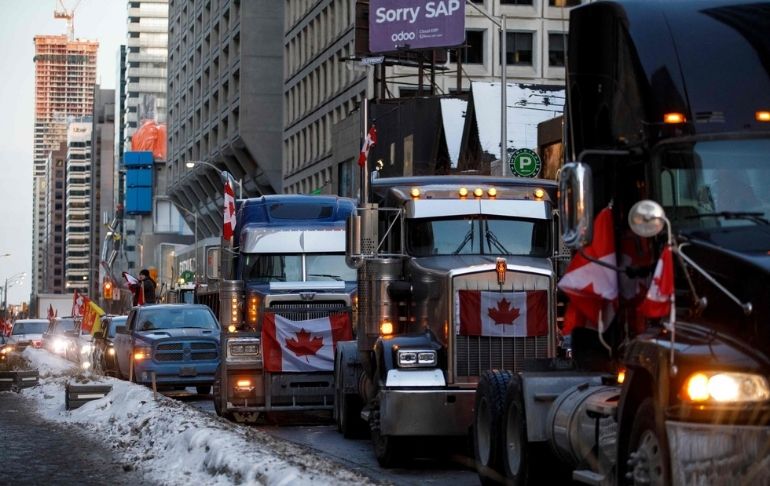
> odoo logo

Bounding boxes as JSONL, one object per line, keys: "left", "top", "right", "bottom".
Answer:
{"left": 391, "top": 31, "right": 416, "bottom": 42}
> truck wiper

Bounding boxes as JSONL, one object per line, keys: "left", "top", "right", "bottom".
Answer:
{"left": 686, "top": 211, "right": 769, "bottom": 225}
{"left": 453, "top": 228, "right": 474, "bottom": 254}
{"left": 307, "top": 273, "right": 343, "bottom": 281}
{"left": 485, "top": 229, "right": 511, "bottom": 254}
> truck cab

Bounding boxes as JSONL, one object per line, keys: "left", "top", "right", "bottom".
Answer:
{"left": 214, "top": 195, "right": 357, "bottom": 423}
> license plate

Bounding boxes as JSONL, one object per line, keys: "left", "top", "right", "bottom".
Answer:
{"left": 179, "top": 367, "right": 197, "bottom": 377}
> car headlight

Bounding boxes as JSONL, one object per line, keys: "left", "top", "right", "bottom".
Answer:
{"left": 133, "top": 346, "right": 152, "bottom": 361}
{"left": 227, "top": 338, "right": 261, "bottom": 363}
{"left": 81, "top": 344, "right": 92, "bottom": 354}
{"left": 683, "top": 371, "right": 770, "bottom": 403}
{"left": 397, "top": 349, "right": 437, "bottom": 368}
{"left": 107, "top": 347, "right": 116, "bottom": 356}
{"left": 0, "top": 346, "right": 11, "bottom": 354}
{"left": 53, "top": 339, "right": 67, "bottom": 354}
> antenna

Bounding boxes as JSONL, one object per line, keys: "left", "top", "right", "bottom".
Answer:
{"left": 54, "top": 0, "right": 82, "bottom": 41}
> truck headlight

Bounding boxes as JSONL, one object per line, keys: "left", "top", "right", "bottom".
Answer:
{"left": 397, "top": 349, "right": 437, "bottom": 368}
{"left": 227, "top": 338, "right": 261, "bottom": 363}
{"left": 246, "top": 293, "right": 261, "bottom": 328}
{"left": 81, "top": 344, "right": 92, "bottom": 354}
{"left": 53, "top": 339, "right": 67, "bottom": 354}
{"left": 683, "top": 372, "right": 770, "bottom": 403}
{"left": 133, "top": 346, "right": 152, "bottom": 361}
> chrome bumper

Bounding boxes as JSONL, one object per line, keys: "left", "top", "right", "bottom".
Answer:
{"left": 666, "top": 420, "right": 770, "bottom": 484}
{"left": 379, "top": 388, "right": 476, "bottom": 436}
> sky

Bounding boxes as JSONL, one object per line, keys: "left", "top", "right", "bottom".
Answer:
{"left": 0, "top": 0, "right": 127, "bottom": 306}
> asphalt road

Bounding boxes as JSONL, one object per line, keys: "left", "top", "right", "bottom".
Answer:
{"left": 0, "top": 391, "right": 153, "bottom": 486}
{"left": 178, "top": 390, "right": 479, "bottom": 486}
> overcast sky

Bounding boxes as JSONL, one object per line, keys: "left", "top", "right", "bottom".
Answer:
{"left": 0, "top": 0, "right": 127, "bottom": 306}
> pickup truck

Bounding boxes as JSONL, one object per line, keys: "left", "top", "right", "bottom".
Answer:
{"left": 113, "top": 304, "right": 220, "bottom": 394}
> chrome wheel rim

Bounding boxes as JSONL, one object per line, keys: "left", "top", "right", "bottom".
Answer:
{"left": 476, "top": 397, "right": 491, "bottom": 465}
{"left": 505, "top": 402, "right": 522, "bottom": 475}
{"left": 633, "top": 430, "right": 664, "bottom": 485}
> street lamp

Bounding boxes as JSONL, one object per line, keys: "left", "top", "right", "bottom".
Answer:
{"left": 172, "top": 202, "right": 198, "bottom": 284}
{"left": 2, "top": 271, "right": 26, "bottom": 319}
{"left": 185, "top": 161, "right": 247, "bottom": 199}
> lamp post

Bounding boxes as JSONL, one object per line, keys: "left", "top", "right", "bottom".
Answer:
{"left": 465, "top": 1, "right": 508, "bottom": 173}
{"left": 185, "top": 161, "right": 247, "bottom": 199}
{"left": 2, "top": 272, "right": 25, "bottom": 319}
{"left": 172, "top": 202, "right": 198, "bottom": 284}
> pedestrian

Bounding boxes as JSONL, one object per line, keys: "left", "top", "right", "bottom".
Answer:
{"left": 139, "top": 269, "right": 157, "bottom": 305}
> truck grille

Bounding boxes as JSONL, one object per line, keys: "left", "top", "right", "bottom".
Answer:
{"left": 455, "top": 335, "right": 549, "bottom": 376}
{"left": 153, "top": 340, "right": 218, "bottom": 363}
{"left": 268, "top": 302, "right": 348, "bottom": 321}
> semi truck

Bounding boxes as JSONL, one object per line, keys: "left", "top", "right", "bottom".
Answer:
{"left": 206, "top": 195, "right": 357, "bottom": 423}
{"left": 337, "top": 175, "right": 561, "bottom": 465}
{"left": 472, "top": 1, "right": 770, "bottom": 484}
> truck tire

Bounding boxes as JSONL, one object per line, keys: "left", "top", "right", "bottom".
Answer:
{"left": 501, "top": 374, "right": 529, "bottom": 484}
{"left": 626, "top": 398, "right": 670, "bottom": 486}
{"left": 371, "top": 425, "right": 403, "bottom": 468}
{"left": 212, "top": 365, "right": 230, "bottom": 419}
{"left": 474, "top": 369, "right": 512, "bottom": 485}
{"left": 196, "top": 385, "right": 211, "bottom": 395}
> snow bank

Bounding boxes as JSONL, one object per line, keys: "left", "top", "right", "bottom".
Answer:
{"left": 21, "top": 348, "right": 371, "bottom": 485}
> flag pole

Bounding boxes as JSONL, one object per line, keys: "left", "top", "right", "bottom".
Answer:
{"left": 360, "top": 97, "right": 369, "bottom": 207}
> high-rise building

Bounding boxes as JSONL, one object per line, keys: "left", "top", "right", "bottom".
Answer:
{"left": 43, "top": 142, "right": 68, "bottom": 294}
{"left": 32, "top": 35, "right": 98, "bottom": 296}
{"left": 65, "top": 121, "right": 93, "bottom": 292}
{"left": 282, "top": 0, "right": 576, "bottom": 194}
{"left": 166, "top": 0, "right": 284, "bottom": 237}
{"left": 90, "top": 87, "right": 116, "bottom": 298}
{"left": 125, "top": 0, "right": 169, "bottom": 147}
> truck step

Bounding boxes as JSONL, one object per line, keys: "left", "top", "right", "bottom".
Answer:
{"left": 572, "top": 469, "right": 606, "bottom": 485}
{"left": 584, "top": 389, "right": 620, "bottom": 419}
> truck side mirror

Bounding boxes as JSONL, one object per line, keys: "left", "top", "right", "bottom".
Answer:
{"left": 559, "top": 162, "right": 594, "bottom": 249}
{"left": 206, "top": 247, "right": 221, "bottom": 280}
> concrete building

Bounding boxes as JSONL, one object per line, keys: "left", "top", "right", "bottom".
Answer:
{"left": 64, "top": 121, "right": 93, "bottom": 293}
{"left": 125, "top": 0, "right": 169, "bottom": 145}
{"left": 89, "top": 87, "right": 116, "bottom": 298}
{"left": 282, "top": 0, "right": 577, "bottom": 194}
{"left": 43, "top": 142, "right": 68, "bottom": 294}
{"left": 31, "top": 35, "right": 98, "bottom": 297}
{"left": 167, "top": 0, "right": 284, "bottom": 239}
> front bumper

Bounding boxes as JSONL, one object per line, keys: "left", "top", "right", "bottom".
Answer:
{"left": 134, "top": 361, "right": 218, "bottom": 386}
{"left": 379, "top": 387, "right": 476, "bottom": 436}
{"left": 666, "top": 420, "right": 770, "bottom": 484}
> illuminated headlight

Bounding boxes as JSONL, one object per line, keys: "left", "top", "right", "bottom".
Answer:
{"left": 80, "top": 344, "right": 92, "bottom": 354}
{"left": 53, "top": 339, "right": 67, "bottom": 354}
{"left": 227, "top": 338, "right": 261, "bottom": 363}
{"left": 684, "top": 372, "right": 770, "bottom": 403}
{"left": 0, "top": 346, "right": 11, "bottom": 355}
{"left": 81, "top": 361, "right": 91, "bottom": 370}
{"left": 107, "top": 347, "right": 116, "bottom": 356}
{"left": 133, "top": 346, "right": 152, "bottom": 361}
{"left": 397, "top": 349, "right": 437, "bottom": 368}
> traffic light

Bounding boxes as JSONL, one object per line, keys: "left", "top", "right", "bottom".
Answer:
{"left": 103, "top": 280, "right": 113, "bottom": 300}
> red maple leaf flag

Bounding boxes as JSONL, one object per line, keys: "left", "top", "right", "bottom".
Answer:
{"left": 638, "top": 246, "right": 674, "bottom": 318}
{"left": 223, "top": 179, "right": 236, "bottom": 240}
{"left": 358, "top": 124, "right": 377, "bottom": 168}
{"left": 557, "top": 207, "right": 618, "bottom": 335}
{"left": 71, "top": 290, "right": 86, "bottom": 317}
{"left": 458, "top": 290, "right": 548, "bottom": 337}
{"left": 262, "top": 312, "right": 352, "bottom": 372}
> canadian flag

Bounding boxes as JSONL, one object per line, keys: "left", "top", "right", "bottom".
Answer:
{"left": 122, "top": 272, "right": 144, "bottom": 305}
{"left": 358, "top": 124, "right": 377, "bottom": 168}
{"left": 457, "top": 290, "right": 548, "bottom": 337}
{"left": 262, "top": 313, "right": 352, "bottom": 372}
{"left": 223, "top": 179, "right": 237, "bottom": 240}
{"left": 72, "top": 290, "right": 86, "bottom": 317}
{"left": 557, "top": 207, "right": 618, "bottom": 335}
{"left": 638, "top": 246, "right": 674, "bottom": 318}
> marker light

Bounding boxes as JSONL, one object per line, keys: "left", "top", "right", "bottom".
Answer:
{"left": 756, "top": 111, "right": 770, "bottom": 122}
{"left": 663, "top": 112, "right": 686, "bottom": 124}
{"left": 236, "top": 379, "right": 252, "bottom": 388}
{"left": 410, "top": 187, "right": 421, "bottom": 199}
{"left": 473, "top": 188, "right": 484, "bottom": 198}
{"left": 228, "top": 324, "right": 237, "bottom": 333}
{"left": 380, "top": 320, "right": 394, "bottom": 335}
{"left": 133, "top": 347, "right": 151, "bottom": 361}
{"left": 458, "top": 187, "right": 468, "bottom": 198}
{"left": 684, "top": 371, "right": 770, "bottom": 403}
{"left": 496, "top": 257, "right": 507, "bottom": 286}
{"left": 534, "top": 188, "right": 545, "bottom": 199}
{"left": 487, "top": 187, "right": 497, "bottom": 198}
{"left": 617, "top": 369, "right": 626, "bottom": 384}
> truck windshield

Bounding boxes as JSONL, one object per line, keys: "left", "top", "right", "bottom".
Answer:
{"left": 12, "top": 321, "right": 47, "bottom": 335}
{"left": 241, "top": 253, "right": 356, "bottom": 283}
{"left": 136, "top": 307, "right": 218, "bottom": 331}
{"left": 406, "top": 216, "right": 550, "bottom": 257}
{"left": 658, "top": 138, "right": 770, "bottom": 229}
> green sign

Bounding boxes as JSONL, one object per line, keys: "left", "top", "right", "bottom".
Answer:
{"left": 509, "top": 148, "right": 542, "bottom": 178}
{"left": 181, "top": 270, "right": 194, "bottom": 283}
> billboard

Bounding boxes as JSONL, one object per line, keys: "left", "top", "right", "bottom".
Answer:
{"left": 369, "top": 0, "right": 464, "bottom": 54}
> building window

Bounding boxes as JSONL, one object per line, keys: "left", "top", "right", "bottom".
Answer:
{"left": 500, "top": 31, "right": 533, "bottom": 66}
{"left": 549, "top": 33, "right": 566, "bottom": 67}
{"left": 451, "top": 30, "right": 484, "bottom": 64}
{"left": 549, "top": 0, "right": 581, "bottom": 6}
{"left": 501, "top": 0, "right": 532, "bottom": 4}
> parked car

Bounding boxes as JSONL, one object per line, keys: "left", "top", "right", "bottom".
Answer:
{"left": 42, "top": 317, "right": 76, "bottom": 356}
{"left": 92, "top": 315, "right": 127, "bottom": 376}
{"left": 64, "top": 323, "right": 95, "bottom": 368}
{"left": 113, "top": 304, "right": 220, "bottom": 394}
{"left": 7, "top": 319, "right": 48, "bottom": 352}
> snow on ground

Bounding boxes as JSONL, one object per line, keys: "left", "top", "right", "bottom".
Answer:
{"left": 20, "top": 348, "right": 373, "bottom": 486}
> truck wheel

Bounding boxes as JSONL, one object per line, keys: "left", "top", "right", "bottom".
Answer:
{"left": 474, "top": 369, "right": 512, "bottom": 485}
{"left": 627, "top": 398, "right": 670, "bottom": 486}
{"left": 501, "top": 374, "right": 529, "bottom": 484}
{"left": 196, "top": 385, "right": 211, "bottom": 395}
{"left": 371, "top": 426, "right": 402, "bottom": 468}
{"left": 339, "top": 393, "right": 366, "bottom": 439}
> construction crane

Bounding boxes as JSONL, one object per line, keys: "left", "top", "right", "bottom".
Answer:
{"left": 54, "top": 0, "right": 82, "bottom": 41}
